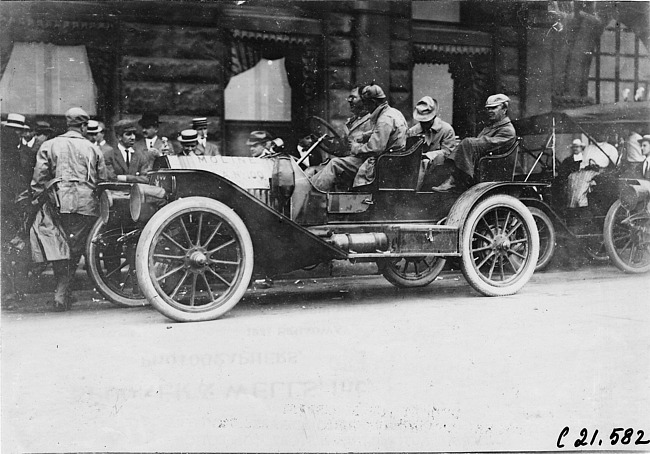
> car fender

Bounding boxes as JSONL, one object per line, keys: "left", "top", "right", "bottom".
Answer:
{"left": 145, "top": 169, "right": 346, "bottom": 276}
{"left": 445, "top": 182, "right": 540, "bottom": 248}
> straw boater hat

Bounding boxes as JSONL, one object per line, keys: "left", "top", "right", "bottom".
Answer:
{"left": 570, "top": 138, "right": 586, "bottom": 148}
{"left": 638, "top": 135, "right": 650, "bottom": 144}
{"left": 413, "top": 96, "right": 438, "bottom": 122}
{"left": 246, "top": 130, "right": 273, "bottom": 146}
{"left": 192, "top": 117, "right": 208, "bottom": 129}
{"left": 179, "top": 129, "right": 198, "bottom": 144}
{"left": 2, "top": 113, "right": 30, "bottom": 129}
{"left": 87, "top": 120, "right": 100, "bottom": 134}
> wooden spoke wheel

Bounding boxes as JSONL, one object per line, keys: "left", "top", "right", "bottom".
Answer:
{"left": 136, "top": 197, "right": 254, "bottom": 322}
{"left": 460, "top": 195, "right": 539, "bottom": 296}
{"left": 528, "top": 207, "right": 556, "bottom": 271}
{"left": 378, "top": 256, "right": 446, "bottom": 288}
{"left": 86, "top": 218, "right": 147, "bottom": 307}
{"left": 604, "top": 200, "right": 650, "bottom": 274}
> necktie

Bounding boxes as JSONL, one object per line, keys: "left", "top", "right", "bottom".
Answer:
{"left": 126, "top": 148, "right": 131, "bottom": 168}
{"left": 644, "top": 159, "right": 649, "bottom": 178}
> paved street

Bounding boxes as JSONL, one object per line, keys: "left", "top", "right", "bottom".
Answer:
{"left": 2, "top": 263, "right": 649, "bottom": 453}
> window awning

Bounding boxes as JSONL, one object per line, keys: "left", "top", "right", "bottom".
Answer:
{"left": 414, "top": 43, "right": 491, "bottom": 56}
{"left": 232, "top": 29, "right": 314, "bottom": 45}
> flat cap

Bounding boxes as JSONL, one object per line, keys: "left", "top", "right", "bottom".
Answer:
{"left": 113, "top": 119, "right": 137, "bottom": 135}
{"left": 413, "top": 96, "right": 438, "bottom": 122}
{"left": 362, "top": 84, "right": 386, "bottom": 100}
{"left": 485, "top": 94, "right": 510, "bottom": 107}
{"left": 246, "top": 130, "right": 273, "bottom": 146}
{"left": 35, "top": 121, "right": 53, "bottom": 134}
{"left": 65, "top": 107, "right": 90, "bottom": 126}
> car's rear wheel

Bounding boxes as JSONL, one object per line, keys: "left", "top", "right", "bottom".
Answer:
{"left": 528, "top": 207, "right": 556, "bottom": 271}
{"left": 460, "top": 195, "right": 539, "bottom": 296}
{"left": 136, "top": 197, "right": 254, "bottom": 322}
{"left": 378, "top": 256, "right": 446, "bottom": 288}
{"left": 604, "top": 200, "right": 650, "bottom": 274}
{"left": 86, "top": 218, "right": 147, "bottom": 307}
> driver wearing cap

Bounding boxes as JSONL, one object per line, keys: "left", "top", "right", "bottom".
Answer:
{"left": 441, "top": 93, "right": 516, "bottom": 191}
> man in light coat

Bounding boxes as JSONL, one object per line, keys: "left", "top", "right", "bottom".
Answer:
{"left": 445, "top": 93, "right": 517, "bottom": 190}
{"left": 30, "top": 107, "right": 107, "bottom": 311}
{"left": 311, "top": 84, "right": 407, "bottom": 191}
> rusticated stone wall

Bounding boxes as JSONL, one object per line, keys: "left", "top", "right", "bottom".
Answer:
{"left": 324, "top": 12, "right": 355, "bottom": 134}
{"left": 323, "top": 3, "right": 412, "bottom": 134}
{"left": 120, "top": 22, "right": 225, "bottom": 141}
{"left": 389, "top": 14, "right": 412, "bottom": 121}
{"left": 493, "top": 26, "right": 521, "bottom": 120}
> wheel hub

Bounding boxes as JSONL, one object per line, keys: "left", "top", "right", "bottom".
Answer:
{"left": 187, "top": 249, "right": 208, "bottom": 269}
{"left": 493, "top": 234, "right": 510, "bottom": 255}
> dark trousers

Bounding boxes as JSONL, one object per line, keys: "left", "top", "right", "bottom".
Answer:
{"left": 52, "top": 213, "right": 95, "bottom": 304}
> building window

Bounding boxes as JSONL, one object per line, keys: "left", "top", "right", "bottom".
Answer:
{"left": 225, "top": 58, "right": 291, "bottom": 121}
{"left": 412, "top": 63, "right": 454, "bottom": 124}
{"left": 0, "top": 42, "right": 97, "bottom": 115}
{"left": 588, "top": 20, "right": 649, "bottom": 104}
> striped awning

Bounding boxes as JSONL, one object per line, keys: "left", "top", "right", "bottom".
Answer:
{"left": 232, "top": 29, "right": 314, "bottom": 45}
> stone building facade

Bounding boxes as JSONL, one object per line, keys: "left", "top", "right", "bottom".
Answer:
{"left": 1, "top": 1, "right": 648, "bottom": 155}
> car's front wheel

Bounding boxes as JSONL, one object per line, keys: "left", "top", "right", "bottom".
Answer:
{"left": 136, "top": 197, "right": 254, "bottom": 322}
{"left": 460, "top": 195, "right": 539, "bottom": 296}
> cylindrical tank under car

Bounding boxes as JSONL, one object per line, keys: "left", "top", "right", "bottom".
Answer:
{"left": 327, "top": 233, "right": 389, "bottom": 253}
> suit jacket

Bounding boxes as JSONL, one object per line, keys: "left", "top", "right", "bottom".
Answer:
{"left": 134, "top": 136, "right": 169, "bottom": 157}
{"left": 195, "top": 140, "right": 221, "bottom": 156}
{"left": 98, "top": 141, "right": 114, "bottom": 156}
{"left": 103, "top": 145, "right": 153, "bottom": 183}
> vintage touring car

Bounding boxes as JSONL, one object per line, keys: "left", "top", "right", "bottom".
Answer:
{"left": 512, "top": 101, "right": 650, "bottom": 270}
{"left": 88, "top": 133, "right": 540, "bottom": 322}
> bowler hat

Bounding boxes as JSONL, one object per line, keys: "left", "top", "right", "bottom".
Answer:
{"left": 192, "top": 117, "right": 208, "bottom": 129}
{"left": 485, "top": 94, "right": 510, "bottom": 108}
{"left": 65, "top": 107, "right": 90, "bottom": 126}
{"left": 179, "top": 129, "right": 198, "bottom": 144}
{"left": 138, "top": 112, "right": 160, "bottom": 128}
{"left": 413, "top": 96, "right": 438, "bottom": 122}
{"left": 1, "top": 113, "right": 30, "bottom": 130}
{"left": 246, "top": 130, "right": 273, "bottom": 146}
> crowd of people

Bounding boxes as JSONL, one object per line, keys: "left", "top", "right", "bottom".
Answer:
{"left": 2, "top": 82, "right": 649, "bottom": 309}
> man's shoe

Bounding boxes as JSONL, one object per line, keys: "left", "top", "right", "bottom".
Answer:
{"left": 51, "top": 299, "right": 69, "bottom": 312}
{"left": 430, "top": 175, "right": 456, "bottom": 192}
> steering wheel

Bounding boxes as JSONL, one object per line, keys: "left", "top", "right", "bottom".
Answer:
{"left": 308, "top": 116, "right": 342, "bottom": 140}
{"left": 297, "top": 116, "right": 344, "bottom": 167}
